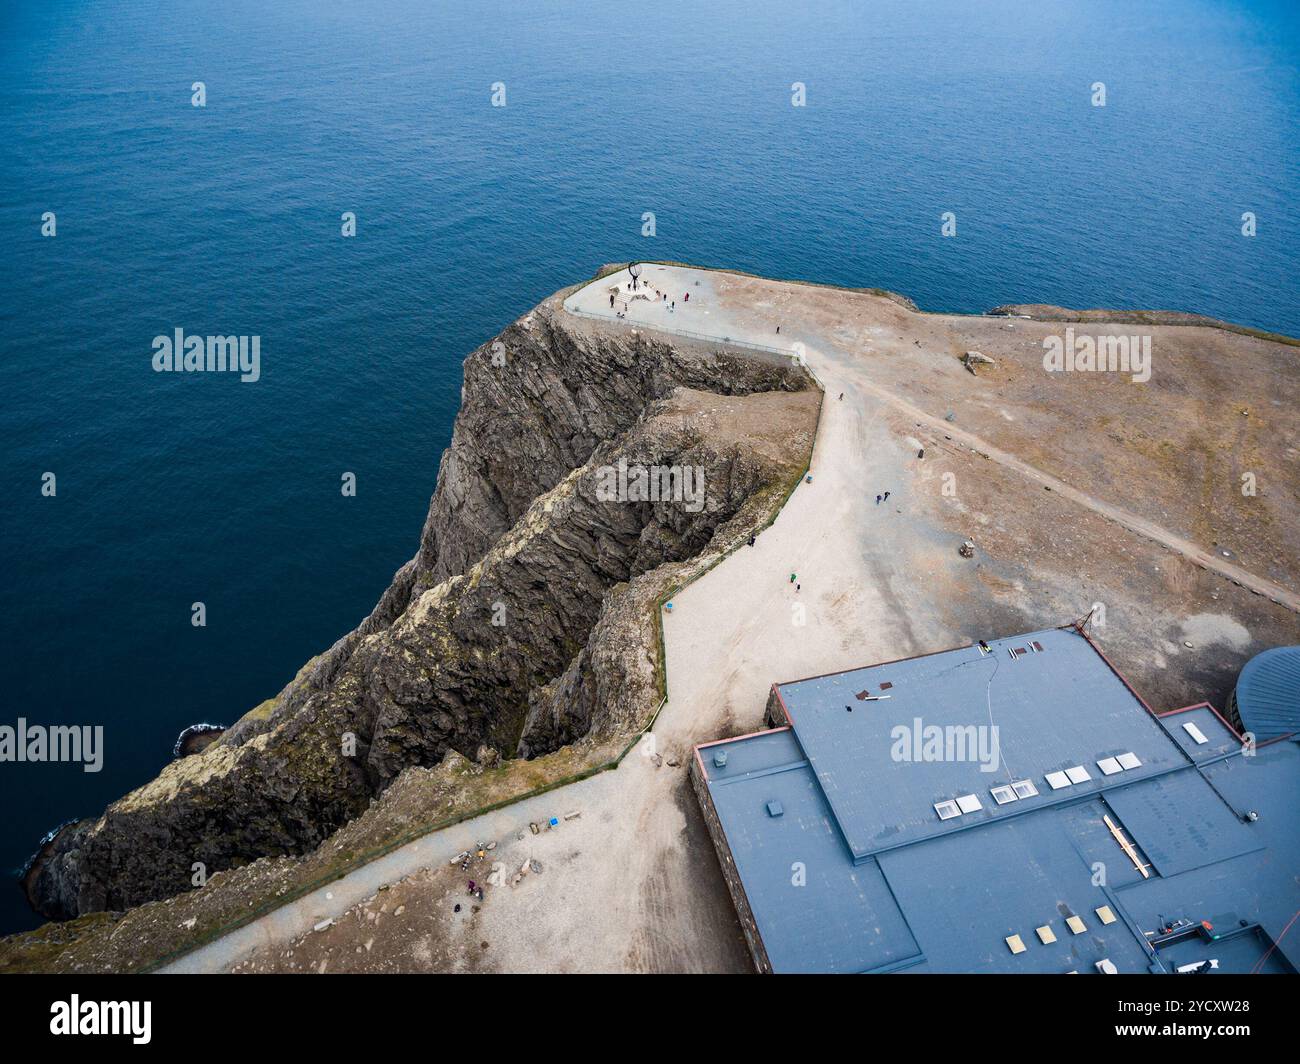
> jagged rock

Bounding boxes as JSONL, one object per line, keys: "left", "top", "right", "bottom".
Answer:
{"left": 23, "top": 284, "right": 814, "bottom": 922}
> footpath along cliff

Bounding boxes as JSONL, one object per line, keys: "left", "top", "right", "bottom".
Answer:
{"left": 20, "top": 272, "right": 818, "bottom": 928}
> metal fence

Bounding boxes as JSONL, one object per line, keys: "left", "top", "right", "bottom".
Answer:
{"left": 563, "top": 302, "right": 799, "bottom": 361}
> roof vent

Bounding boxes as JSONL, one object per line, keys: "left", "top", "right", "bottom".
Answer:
{"left": 1182, "top": 721, "right": 1209, "bottom": 745}
{"left": 990, "top": 784, "right": 1017, "bottom": 805}
{"left": 766, "top": 800, "right": 784, "bottom": 818}
{"left": 934, "top": 800, "right": 961, "bottom": 821}
{"left": 1095, "top": 958, "right": 1118, "bottom": 974}
{"left": 713, "top": 750, "right": 728, "bottom": 769}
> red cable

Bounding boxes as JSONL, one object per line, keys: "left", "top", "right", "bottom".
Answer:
{"left": 1251, "top": 908, "right": 1299, "bottom": 975}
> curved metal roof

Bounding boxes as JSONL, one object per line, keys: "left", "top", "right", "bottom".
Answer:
{"left": 1234, "top": 646, "right": 1300, "bottom": 741}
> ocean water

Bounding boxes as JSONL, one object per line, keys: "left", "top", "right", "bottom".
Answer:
{"left": 1, "top": 0, "right": 1297, "bottom": 934}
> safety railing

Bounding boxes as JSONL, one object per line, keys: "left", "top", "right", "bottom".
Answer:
{"left": 562, "top": 302, "right": 798, "bottom": 360}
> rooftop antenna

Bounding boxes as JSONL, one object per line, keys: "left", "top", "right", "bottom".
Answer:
{"left": 1075, "top": 603, "right": 1099, "bottom": 633}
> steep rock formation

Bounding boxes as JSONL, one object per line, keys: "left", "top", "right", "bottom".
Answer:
{"left": 24, "top": 281, "right": 814, "bottom": 921}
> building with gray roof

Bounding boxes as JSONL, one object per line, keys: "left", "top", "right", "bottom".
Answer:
{"left": 691, "top": 624, "right": 1299, "bottom": 974}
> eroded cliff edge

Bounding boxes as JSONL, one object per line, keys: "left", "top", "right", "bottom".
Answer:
{"left": 16, "top": 276, "right": 818, "bottom": 943}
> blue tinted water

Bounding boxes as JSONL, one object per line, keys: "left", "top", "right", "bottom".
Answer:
{"left": 1, "top": 0, "right": 1296, "bottom": 932}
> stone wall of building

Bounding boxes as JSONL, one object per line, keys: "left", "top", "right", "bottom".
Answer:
{"left": 689, "top": 749, "right": 773, "bottom": 974}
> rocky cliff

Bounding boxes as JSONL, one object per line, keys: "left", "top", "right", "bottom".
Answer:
{"left": 23, "top": 276, "right": 815, "bottom": 922}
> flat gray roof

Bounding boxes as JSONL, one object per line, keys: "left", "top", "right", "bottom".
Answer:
{"left": 698, "top": 626, "right": 1300, "bottom": 973}
{"left": 770, "top": 626, "right": 1185, "bottom": 860}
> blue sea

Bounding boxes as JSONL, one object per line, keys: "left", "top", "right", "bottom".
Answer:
{"left": 1, "top": 0, "right": 1297, "bottom": 934}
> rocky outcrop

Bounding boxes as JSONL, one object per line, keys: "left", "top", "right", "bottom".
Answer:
{"left": 24, "top": 279, "right": 815, "bottom": 921}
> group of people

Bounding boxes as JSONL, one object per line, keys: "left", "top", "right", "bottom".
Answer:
{"left": 607, "top": 282, "right": 688, "bottom": 317}
{"left": 653, "top": 289, "right": 682, "bottom": 312}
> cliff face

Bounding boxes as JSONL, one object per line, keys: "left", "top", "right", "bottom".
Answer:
{"left": 25, "top": 282, "right": 814, "bottom": 921}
